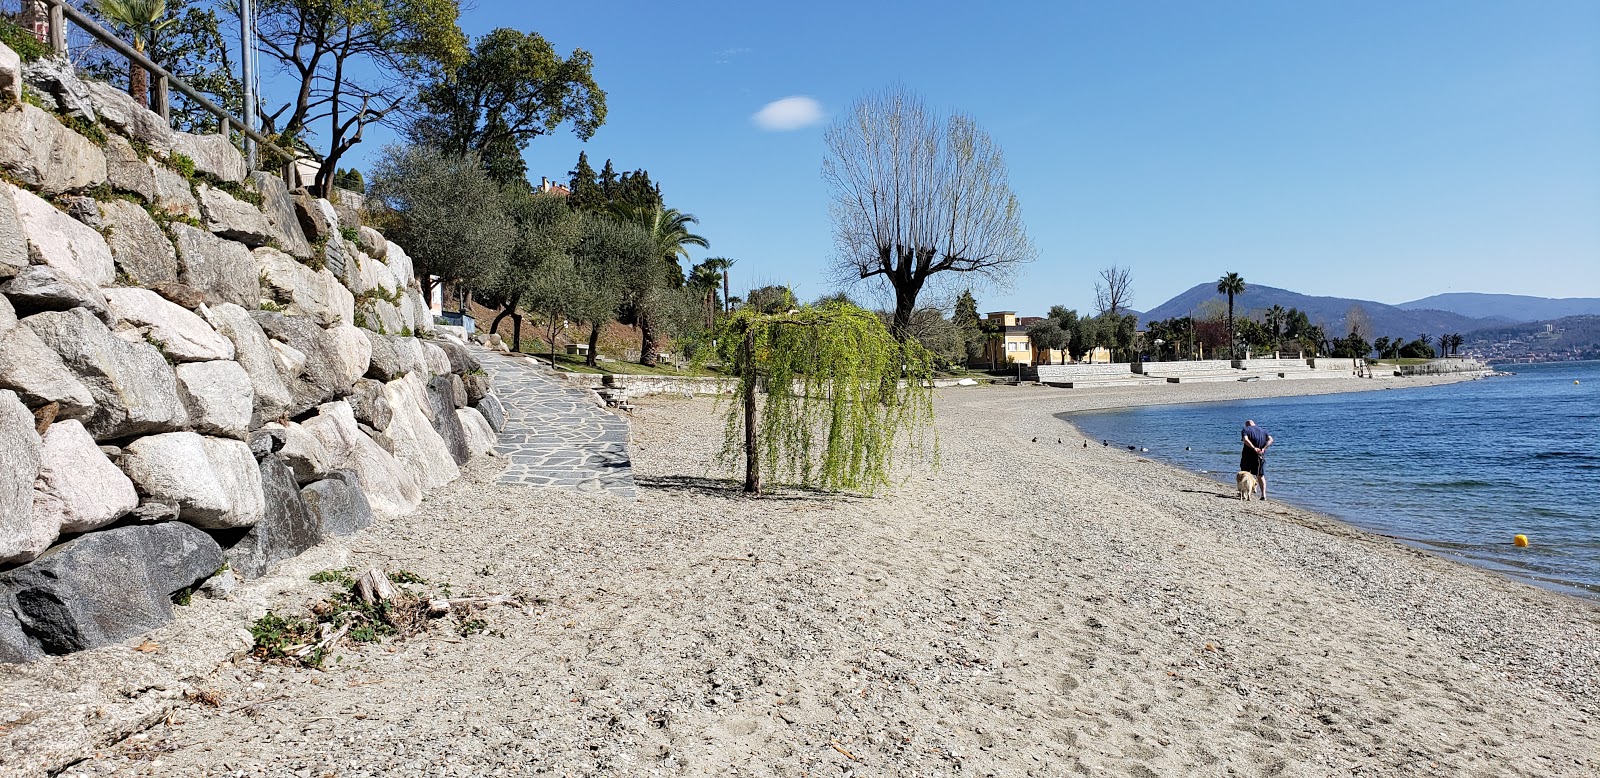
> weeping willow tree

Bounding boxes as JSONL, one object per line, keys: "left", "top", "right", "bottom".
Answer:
{"left": 713, "top": 302, "right": 936, "bottom": 495}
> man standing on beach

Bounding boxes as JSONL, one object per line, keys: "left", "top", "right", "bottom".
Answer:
{"left": 1241, "top": 420, "right": 1272, "bottom": 500}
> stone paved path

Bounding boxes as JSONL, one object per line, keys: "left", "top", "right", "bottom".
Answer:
{"left": 475, "top": 349, "right": 637, "bottom": 499}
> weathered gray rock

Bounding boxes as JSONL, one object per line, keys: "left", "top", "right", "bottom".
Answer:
{"left": 331, "top": 197, "right": 360, "bottom": 230}
{"left": 442, "top": 373, "right": 468, "bottom": 409}
{"left": 383, "top": 241, "right": 415, "bottom": 286}
{"left": 457, "top": 407, "right": 496, "bottom": 459}
{"left": 102, "top": 134, "right": 158, "bottom": 202}
{"left": 0, "top": 320, "right": 96, "bottom": 419}
{"left": 152, "top": 163, "right": 200, "bottom": 220}
{"left": 171, "top": 223, "right": 260, "bottom": 309}
{"left": 250, "top": 311, "right": 353, "bottom": 415}
{"left": 103, "top": 286, "right": 234, "bottom": 362}
{"left": 121, "top": 432, "right": 264, "bottom": 529}
{"left": 25, "top": 308, "right": 188, "bottom": 440}
{"left": 292, "top": 194, "right": 339, "bottom": 244}
{"left": 198, "top": 567, "right": 237, "bottom": 599}
{"left": 434, "top": 340, "right": 482, "bottom": 374}
{"left": 197, "top": 184, "right": 276, "bottom": 247}
{"left": 422, "top": 341, "right": 451, "bottom": 376}
{"left": 353, "top": 248, "right": 400, "bottom": 297}
{"left": 0, "top": 103, "right": 106, "bottom": 195}
{"left": 346, "top": 378, "right": 392, "bottom": 431}
{"left": 382, "top": 374, "right": 461, "bottom": 487}
{"left": 175, "top": 360, "right": 253, "bottom": 438}
{"left": 0, "top": 390, "right": 46, "bottom": 565}
{"left": 300, "top": 400, "right": 421, "bottom": 520}
{"left": 171, "top": 131, "right": 245, "bottom": 183}
{"left": 248, "top": 428, "right": 282, "bottom": 458}
{"left": 127, "top": 500, "right": 178, "bottom": 523}
{"left": 19, "top": 56, "right": 94, "bottom": 120}
{"left": 253, "top": 246, "right": 353, "bottom": 327}
{"left": 329, "top": 238, "right": 364, "bottom": 292}
{"left": 461, "top": 371, "right": 490, "bottom": 405}
{"left": 356, "top": 226, "right": 386, "bottom": 259}
{"left": 248, "top": 171, "right": 312, "bottom": 259}
{"left": 99, "top": 198, "right": 178, "bottom": 286}
{"left": 203, "top": 303, "right": 293, "bottom": 425}
{"left": 0, "top": 290, "right": 13, "bottom": 335}
{"left": 2, "top": 522, "right": 223, "bottom": 655}
{"left": 0, "top": 41, "right": 20, "bottom": 106}
{"left": 266, "top": 422, "right": 333, "bottom": 484}
{"left": 57, "top": 193, "right": 103, "bottom": 230}
{"left": 9, "top": 183, "right": 115, "bottom": 287}
{"left": 83, "top": 78, "right": 174, "bottom": 153}
{"left": 364, "top": 333, "right": 428, "bottom": 382}
{"left": 226, "top": 454, "right": 322, "bottom": 579}
{"left": 32, "top": 419, "right": 138, "bottom": 538}
{"left": 357, "top": 297, "right": 406, "bottom": 335}
{"left": 0, "top": 182, "right": 25, "bottom": 279}
{"left": 1, "top": 264, "right": 108, "bottom": 317}
{"left": 300, "top": 470, "right": 374, "bottom": 537}
{"left": 328, "top": 324, "right": 371, "bottom": 387}
{"left": 426, "top": 375, "right": 472, "bottom": 465}
{"left": 474, "top": 394, "right": 506, "bottom": 433}
{"left": 399, "top": 288, "right": 431, "bottom": 335}
{"left": 0, "top": 601, "right": 44, "bottom": 664}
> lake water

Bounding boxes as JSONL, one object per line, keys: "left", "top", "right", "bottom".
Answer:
{"left": 1064, "top": 361, "right": 1600, "bottom": 598}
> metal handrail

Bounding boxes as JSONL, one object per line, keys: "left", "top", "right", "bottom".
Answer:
{"left": 39, "top": 0, "right": 300, "bottom": 188}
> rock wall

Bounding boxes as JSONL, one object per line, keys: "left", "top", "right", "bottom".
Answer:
{"left": 0, "top": 48, "right": 501, "bottom": 663}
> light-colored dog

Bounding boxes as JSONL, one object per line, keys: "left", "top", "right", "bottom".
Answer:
{"left": 1236, "top": 471, "right": 1259, "bottom": 501}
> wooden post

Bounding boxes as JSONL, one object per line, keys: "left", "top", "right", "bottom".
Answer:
{"left": 742, "top": 327, "right": 760, "bottom": 495}
{"left": 218, "top": 116, "right": 229, "bottom": 137}
{"left": 47, "top": 2, "right": 65, "bottom": 55}
{"left": 153, "top": 73, "right": 170, "bottom": 122}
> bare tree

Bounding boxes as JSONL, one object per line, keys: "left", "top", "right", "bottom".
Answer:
{"left": 1094, "top": 265, "right": 1133, "bottom": 316}
{"left": 1345, "top": 304, "right": 1372, "bottom": 341}
{"left": 823, "top": 87, "right": 1036, "bottom": 338}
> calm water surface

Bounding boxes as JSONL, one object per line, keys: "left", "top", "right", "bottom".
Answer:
{"left": 1065, "top": 361, "right": 1600, "bottom": 597}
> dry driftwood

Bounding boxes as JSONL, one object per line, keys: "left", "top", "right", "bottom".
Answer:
{"left": 355, "top": 569, "right": 396, "bottom": 607}
{"left": 426, "top": 594, "right": 518, "bottom": 617}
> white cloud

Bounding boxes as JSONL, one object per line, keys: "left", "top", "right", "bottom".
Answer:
{"left": 752, "top": 96, "right": 825, "bottom": 131}
{"left": 714, "top": 47, "right": 751, "bottom": 64}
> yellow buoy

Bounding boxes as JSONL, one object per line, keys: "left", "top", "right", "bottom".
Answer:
{"left": 1513, "top": 534, "right": 1529, "bottom": 548}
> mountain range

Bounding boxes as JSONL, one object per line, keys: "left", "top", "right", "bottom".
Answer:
{"left": 1137, "top": 285, "right": 1600, "bottom": 341}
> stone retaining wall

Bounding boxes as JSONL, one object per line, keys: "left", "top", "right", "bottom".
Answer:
{"left": 0, "top": 48, "right": 501, "bottom": 662}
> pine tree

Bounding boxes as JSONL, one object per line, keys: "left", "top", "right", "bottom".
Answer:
{"left": 599, "top": 159, "right": 619, "bottom": 200}
{"left": 952, "top": 289, "right": 982, "bottom": 366}
{"left": 567, "top": 151, "right": 604, "bottom": 211}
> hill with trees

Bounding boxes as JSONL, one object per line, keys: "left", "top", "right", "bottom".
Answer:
{"left": 1396, "top": 293, "right": 1600, "bottom": 323}
{"left": 1140, "top": 283, "right": 1489, "bottom": 343}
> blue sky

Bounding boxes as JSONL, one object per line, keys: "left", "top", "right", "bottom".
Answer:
{"left": 323, "top": 0, "right": 1599, "bottom": 316}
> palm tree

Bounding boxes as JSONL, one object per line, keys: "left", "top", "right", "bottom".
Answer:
{"left": 612, "top": 204, "right": 710, "bottom": 366}
{"left": 93, "top": 0, "right": 175, "bottom": 108}
{"left": 1216, "top": 272, "right": 1246, "bottom": 360}
{"left": 689, "top": 257, "right": 734, "bottom": 330}
{"left": 1451, "top": 333, "right": 1464, "bottom": 356}
{"left": 1265, "top": 304, "right": 1286, "bottom": 352}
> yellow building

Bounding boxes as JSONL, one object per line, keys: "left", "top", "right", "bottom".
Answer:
{"left": 982, "top": 312, "right": 1035, "bottom": 367}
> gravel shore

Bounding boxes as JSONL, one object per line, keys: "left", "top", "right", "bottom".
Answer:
{"left": 7, "top": 373, "right": 1597, "bottom": 777}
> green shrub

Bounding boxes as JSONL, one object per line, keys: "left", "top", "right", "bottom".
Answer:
{"left": 339, "top": 225, "right": 360, "bottom": 243}
{"left": 0, "top": 18, "right": 50, "bottom": 62}
{"left": 170, "top": 153, "right": 197, "bottom": 179}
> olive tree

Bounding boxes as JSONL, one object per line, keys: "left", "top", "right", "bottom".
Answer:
{"left": 823, "top": 87, "right": 1036, "bottom": 338}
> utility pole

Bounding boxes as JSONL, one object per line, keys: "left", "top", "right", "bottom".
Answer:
{"left": 240, "top": 0, "right": 257, "bottom": 170}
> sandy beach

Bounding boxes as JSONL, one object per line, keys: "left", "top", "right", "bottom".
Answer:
{"left": 5, "top": 372, "right": 1597, "bottom": 777}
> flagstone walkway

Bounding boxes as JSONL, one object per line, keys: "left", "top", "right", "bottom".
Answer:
{"left": 475, "top": 349, "right": 637, "bottom": 499}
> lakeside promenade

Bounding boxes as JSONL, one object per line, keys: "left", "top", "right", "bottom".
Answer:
{"left": 6, "top": 371, "right": 1594, "bottom": 776}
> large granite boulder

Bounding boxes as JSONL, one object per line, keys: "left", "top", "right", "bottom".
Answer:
{"left": 225, "top": 454, "right": 322, "bottom": 579}
{"left": 197, "top": 184, "right": 275, "bottom": 247}
{"left": 202, "top": 303, "right": 293, "bottom": 425}
{"left": 0, "top": 265, "right": 108, "bottom": 317}
{"left": 426, "top": 375, "right": 472, "bottom": 466}
{"left": 1, "top": 522, "right": 223, "bottom": 655}
{"left": 457, "top": 407, "right": 497, "bottom": 459}
{"left": 352, "top": 248, "right": 400, "bottom": 298}
{"left": 121, "top": 432, "right": 264, "bottom": 529}
{"left": 151, "top": 162, "right": 200, "bottom": 220}
{"left": 8, "top": 183, "right": 114, "bottom": 287}
{"left": 292, "top": 194, "right": 339, "bottom": 245}
{"left": 356, "top": 226, "right": 387, "bottom": 260}
{"left": 357, "top": 297, "right": 406, "bottom": 335}
{"left": 422, "top": 342, "right": 451, "bottom": 376}
{"left": 300, "top": 470, "right": 374, "bottom": 537}
{"left": 102, "top": 135, "right": 158, "bottom": 203}
{"left": 474, "top": 394, "right": 506, "bottom": 433}
{"left": 0, "top": 40, "right": 19, "bottom": 105}
{"left": 328, "top": 324, "right": 372, "bottom": 387}
{"left": 261, "top": 421, "right": 333, "bottom": 484}
{"left": 0, "top": 315, "right": 95, "bottom": 420}
{"left": 346, "top": 377, "right": 392, "bottom": 431}
{"left": 365, "top": 333, "right": 429, "bottom": 381}
{"left": 0, "top": 390, "right": 45, "bottom": 565}
{"left": 461, "top": 370, "right": 490, "bottom": 405}
{"left": 174, "top": 360, "right": 253, "bottom": 439}
{"left": 383, "top": 241, "right": 415, "bottom": 287}
{"left": 25, "top": 308, "right": 189, "bottom": 440}
{"left": 20, "top": 56, "right": 95, "bottom": 120}
{"left": 249, "top": 171, "right": 313, "bottom": 259}
{"left": 382, "top": 374, "right": 460, "bottom": 487}
{"left": 171, "top": 223, "right": 260, "bottom": 308}
{"left": 0, "top": 103, "right": 106, "bottom": 194}
{"left": 253, "top": 246, "right": 354, "bottom": 327}
{"left": 99, "top": 199, "right": 179, "bottom": 286}
{"left": 299, "top": 401, "right": 421, "bottom": 520}
{"left": 32, "top": 418, "right": 138, "bottom": 538}
{"left": 83, "top": 78, "right": 174, "bottom": 153}
{"left": 103, "top": 287, "right": 234, "bottom": 362}
{"left": 0, "top": 181, "right": 25, "bottom": 279}
{"left": 171, "top": 131, "right": 246, "bottom": 183}
{"left": 433, "top": 340, "right": 482, "bottom": 375}
{"left": 251, "top": 311, "right": 353, "bottom": 415}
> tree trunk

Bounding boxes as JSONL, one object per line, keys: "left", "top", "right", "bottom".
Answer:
{"left": 489, "top": 294, "right": 519, "bottom": 343}
{"left": 890, "top": 286, "right": 920, "bottom": 341}
{"left": 639, "top": 311, "right": 659, "bottom": 367}
{"left": 723, "top": 271, "right": 731, "bottom": 314}
{"left": 129, "top": 61, "right": 148, "bottom": 109}
{"left": 586, "top": 322, "right": 601, "bottom": 367}
{"left": 510, "top": 313, "right": 522, "bottom": 353}
{"left": 742, "top": 328, "right": 759, "bottom": 495}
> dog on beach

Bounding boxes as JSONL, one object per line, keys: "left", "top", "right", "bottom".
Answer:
{"left": 1236, "top": 470, "right": 1259, "bottom": 501}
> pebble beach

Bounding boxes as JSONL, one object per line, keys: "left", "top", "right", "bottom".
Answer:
{"left": 5, "top": 372, "right": 1597, "bottom": 777}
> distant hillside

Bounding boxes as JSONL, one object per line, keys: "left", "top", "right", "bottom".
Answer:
{"left": 1397, "top": 293, "right": 1600, "bottom": 323}
{"left": 1463, "top": 315, "right": 1600, "bottom": 362}
{"left": 1140, "top": 283, "right": 1491, "bottom": 339}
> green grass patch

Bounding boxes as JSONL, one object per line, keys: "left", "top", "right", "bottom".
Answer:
{"left": 0, "top": 18, "right": 50, "bottom": 62}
